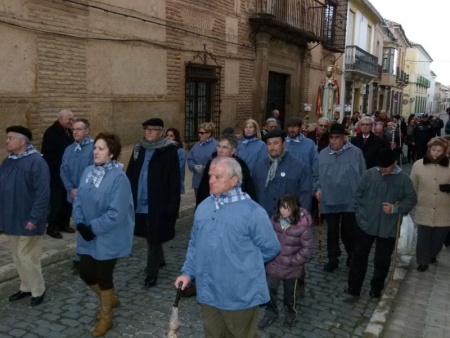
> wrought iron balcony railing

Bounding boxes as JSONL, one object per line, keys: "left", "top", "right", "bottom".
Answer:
{"left": 345, "top": 45, "right": 379, "bottom": 78}
{"left": 250, "top": 0, "right": 326, "bottom": 46}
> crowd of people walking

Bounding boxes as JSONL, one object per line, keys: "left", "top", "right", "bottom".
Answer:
{"left": 1, "top": 108, "right": 449, "bottom": 337}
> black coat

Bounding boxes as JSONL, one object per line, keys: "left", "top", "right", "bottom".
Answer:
{"left": 41, "top": 121, "right": 73, "bottom": 182}
{"left": 351, "top": 132, "right": 387, "bottom": 169}
{"left": 126, "top": 144, "right": 181, "bottom": 244}
{"left": 195, "top": 153, "right": 256, "bottom": 207}
{"left": 306, "top": 130, "right": 329, "bottom": 153}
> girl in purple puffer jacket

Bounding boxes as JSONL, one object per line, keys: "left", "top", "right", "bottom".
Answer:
{"left": 259, "top": 194, "right": 313, "bottom": 329}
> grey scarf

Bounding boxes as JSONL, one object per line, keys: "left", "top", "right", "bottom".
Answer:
{"left": 133, "top": 137, "right": 175, "bottom": 160}
{"left": 265, "top": 150, "right": 287, "bottom": 189}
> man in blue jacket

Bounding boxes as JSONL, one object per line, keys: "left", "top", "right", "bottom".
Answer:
{"left": 0, "top": 126, "right": 50, "bottom": 306}
{"left": 175, "top": 157, "right": 280, "bottom": 337}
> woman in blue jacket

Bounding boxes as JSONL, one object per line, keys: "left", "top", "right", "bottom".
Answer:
{"left": 73, "top": 133, "right": 134, "bottom": 337}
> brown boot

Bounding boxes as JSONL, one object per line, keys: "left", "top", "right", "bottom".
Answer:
{"left": 89, "top": 285, "right": 120, "bottom": 320}
{"left": 92, "top": 289, "right": 113, "bottom": 337}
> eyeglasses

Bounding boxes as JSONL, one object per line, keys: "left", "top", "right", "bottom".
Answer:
{"left": 198, "top": 131, "right": 208, "bottom": 135}
{"left": 360, "top": 123, "right": 371, "bottom": 126}
{"left": 143, "top": 127, "right": 162, "bottom": 132}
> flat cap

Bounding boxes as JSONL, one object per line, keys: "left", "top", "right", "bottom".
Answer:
{"left": 328, "top": 123, "right": 345, "bottom": 135}
{"left": 142, "top": 118, "right": 164, "bottom": 128}
{"left": 286, "top": 117, "right": 303, "bottom": 127}
{"left": 6, "top": 125, "right": 32, "bottom": 141}
{"left": 263, "top": 129, "right": 286, "bottom": 142}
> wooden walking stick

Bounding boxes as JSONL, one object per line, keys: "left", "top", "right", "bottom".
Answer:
{"left": 318, "top": 200, "right": 323, "bottom": 265}
{"left": 390, "top": 213, "right": 403, "bottom": 282}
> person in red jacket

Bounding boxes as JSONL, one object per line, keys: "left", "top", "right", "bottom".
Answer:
{"left": 259, "top": 194, "right": 313, "bottom": 329}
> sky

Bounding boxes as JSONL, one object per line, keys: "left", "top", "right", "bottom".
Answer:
{"left": 368, "top": 0, "right": 450, "bottom": 85}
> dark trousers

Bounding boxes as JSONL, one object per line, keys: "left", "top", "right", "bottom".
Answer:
{"left": 348, "top": 227, "right": 395, "bottom": 294}
{"left": 407, "top": 144, "right": 416, "bottom": 163}
{"left": 416, "top": 225, "right": 450, "bottom": 265}
{"left": 323, "top": 212, "right": 357, "bottom": 261}
{"left": 146, "top": 243, "right": 164, "bottom": 278}
{"left": 266, "top": 276, "right": 297, "bottom": 317}
{"left": 47, "top": 179, "right": 72, "bottom": 233}
{"left": 79, "top": 254, "right": 117, "bottom": 290}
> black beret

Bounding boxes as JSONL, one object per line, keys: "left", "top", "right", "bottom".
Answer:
{"left": 328, "top": 123, "right": 345, "bottom": 135}
{"left": 376, "top": 148, "right": 398, "bottom": 168}
{"left": 6, "top": 125, "right": 32, "bottom": 141}
{"left": 222, "top": 127, "right": 235, "bottom": 135}
{"left": 263, "top": 129, "right": 286, "bottom": 142}
{"left": 286, "top": 117, "right": 302, "bottom": 127}
{"left": 142, "top": 118, "right": 164, "bottom": 128}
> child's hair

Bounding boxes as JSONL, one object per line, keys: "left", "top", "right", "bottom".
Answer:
{"left": 274, "top": 193, "right": 301, "bottom": 224}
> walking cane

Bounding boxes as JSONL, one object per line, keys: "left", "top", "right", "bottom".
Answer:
{"left": 318, "top": 200, "right": 323, "bottom": 265}
{"left": 390, "top": 213, "right": 403, "bottom": 282}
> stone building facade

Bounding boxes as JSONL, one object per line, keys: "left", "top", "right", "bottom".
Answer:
{"left": 0, "top": 0, "right": 347, "bottom": 158}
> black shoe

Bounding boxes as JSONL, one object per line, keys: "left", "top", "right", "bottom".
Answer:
{"left": 369, "top": 289, "right": 381, "bottom": 299}
{"left": 346, "top": 256, "right": 352, "bottom": 268}
{"left": 30, "top": 291, "right": 45, "bottom": 307}
{"left": 9, "top": 290, "right": 32, "bottom": 302}
{"left": 431, "top": 257, "right": 437, "bottom": 264}
{"left": 343, "top": 288, "right": 360, "bottom": 302}
{"left": 283, "top": 314, "right": 297, "bottom": 327}
{"left": 159, "top": 261, "right": 166, "bottom": 268}
{"left": 143, "top": 276, "right": 157, "bottom": 289}
{"left": 417, "top": 265, "right": 429, "bottom": 272}
{"left": 61, "top": 226, "right": 76, "bottom": 234}
{"left": 323, "top": 261, "right": 339, "bottom": 272}
{"left": 47, "top": 231, "right": 62, "bottom": 239}
{"left": 258, "top": 315, "right": 277, "bottom": 329}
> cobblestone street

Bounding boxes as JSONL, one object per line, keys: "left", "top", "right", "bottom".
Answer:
{"left": 0, "top": 213, "right": 381, "bottom": 338}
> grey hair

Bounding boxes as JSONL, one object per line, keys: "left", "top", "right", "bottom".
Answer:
{"left": 266, "top": 117, "right": 277, "bottom": 124}
{"left": 210, "top": 157, "right": 243, "bottom": 184}
{"left": 74, "top": 118, "right": 90, "bottom": 129}
{"left": 317, "top": 117, "right": 329, "bottom": 126}
{"left": 57, "top": 109, "right": 73, "bottom": 118}
{"left": 218, "top": 134, "right": 238, "bottom": 149}
{"left": 360, "top": 116, "right": 374, "bottom": 125}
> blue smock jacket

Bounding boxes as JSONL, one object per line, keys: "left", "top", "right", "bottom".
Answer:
{"left": 236, "top": 138, "right": 267, "bottom": 173}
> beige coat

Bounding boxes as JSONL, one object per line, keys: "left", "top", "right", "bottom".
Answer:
{"left": 410, "top": 157, "right": 450, "bottom": 227}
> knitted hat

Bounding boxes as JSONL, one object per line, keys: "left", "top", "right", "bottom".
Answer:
{"left": 6, "top": 125, "right": 32, "bottom": 141}
{"left": 142, "top": 118, "right": 164, "bottom": 128}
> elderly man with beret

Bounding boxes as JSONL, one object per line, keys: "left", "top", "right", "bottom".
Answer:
{"left": 0, "top": 126, "right": 50, "bottom": 306}
{"left": 126, "top": 118, "right": 180, "bottom": 288}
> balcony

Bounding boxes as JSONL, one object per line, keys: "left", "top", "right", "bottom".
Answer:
{"left": 345, "top": 46, "right": 379, "bottom": 80}
{"left": 250, "top": 0, "right": 326, "bottom": 47}
{"left": 396, "top": 67, "right": 409, "bottom": 85}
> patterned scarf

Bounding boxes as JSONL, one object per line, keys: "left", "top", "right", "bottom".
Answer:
{"left": 85, "top": 160, "right": 123, "bottom": 188}
{"left": 280, "top": 216, "right": 292, "bottom": 230}
{"left": 200, "top": 137, "right": 214, "bottom": 146}
{"left": 74, "top": 135, "right": 93, "bottom": 152}
{"left": 212, "top": 185, "right": 249, "bottom": 210}
{"left": 265, "top": 150, "right": 287, "bottom": 189}
{"left": 286, "top": 134, "right": 305, "bottom": 143}
{"left": 328, "top": 140, "right": 353, "bottom": 155}
{"left": 376, "top": 165, "right": 402, "bottom": 175}
{"left": 8, "top": 144, "right": 38, "bottom": 160}
{"left": 242, "top": 135, "right": 257, "bottom": 144}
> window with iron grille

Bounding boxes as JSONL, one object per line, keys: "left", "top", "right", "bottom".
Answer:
{"left": 323, "top": 1, "right": 336, "bottom": 46}
{"left": 322, "top": 0, "right": 347, "bottom": 53}
{"left": 184, "top": 63, "right": 221, "bottom": 149}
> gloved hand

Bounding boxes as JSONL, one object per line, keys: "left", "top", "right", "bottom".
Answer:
{"left": 439, "top": 184, "right": 450, "bottom": 193}
{"left": 194, "top": 165, "right": 204, "bottom": 174}
{"left": 76, "top": 223, "right": 96, "bottom": 241}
